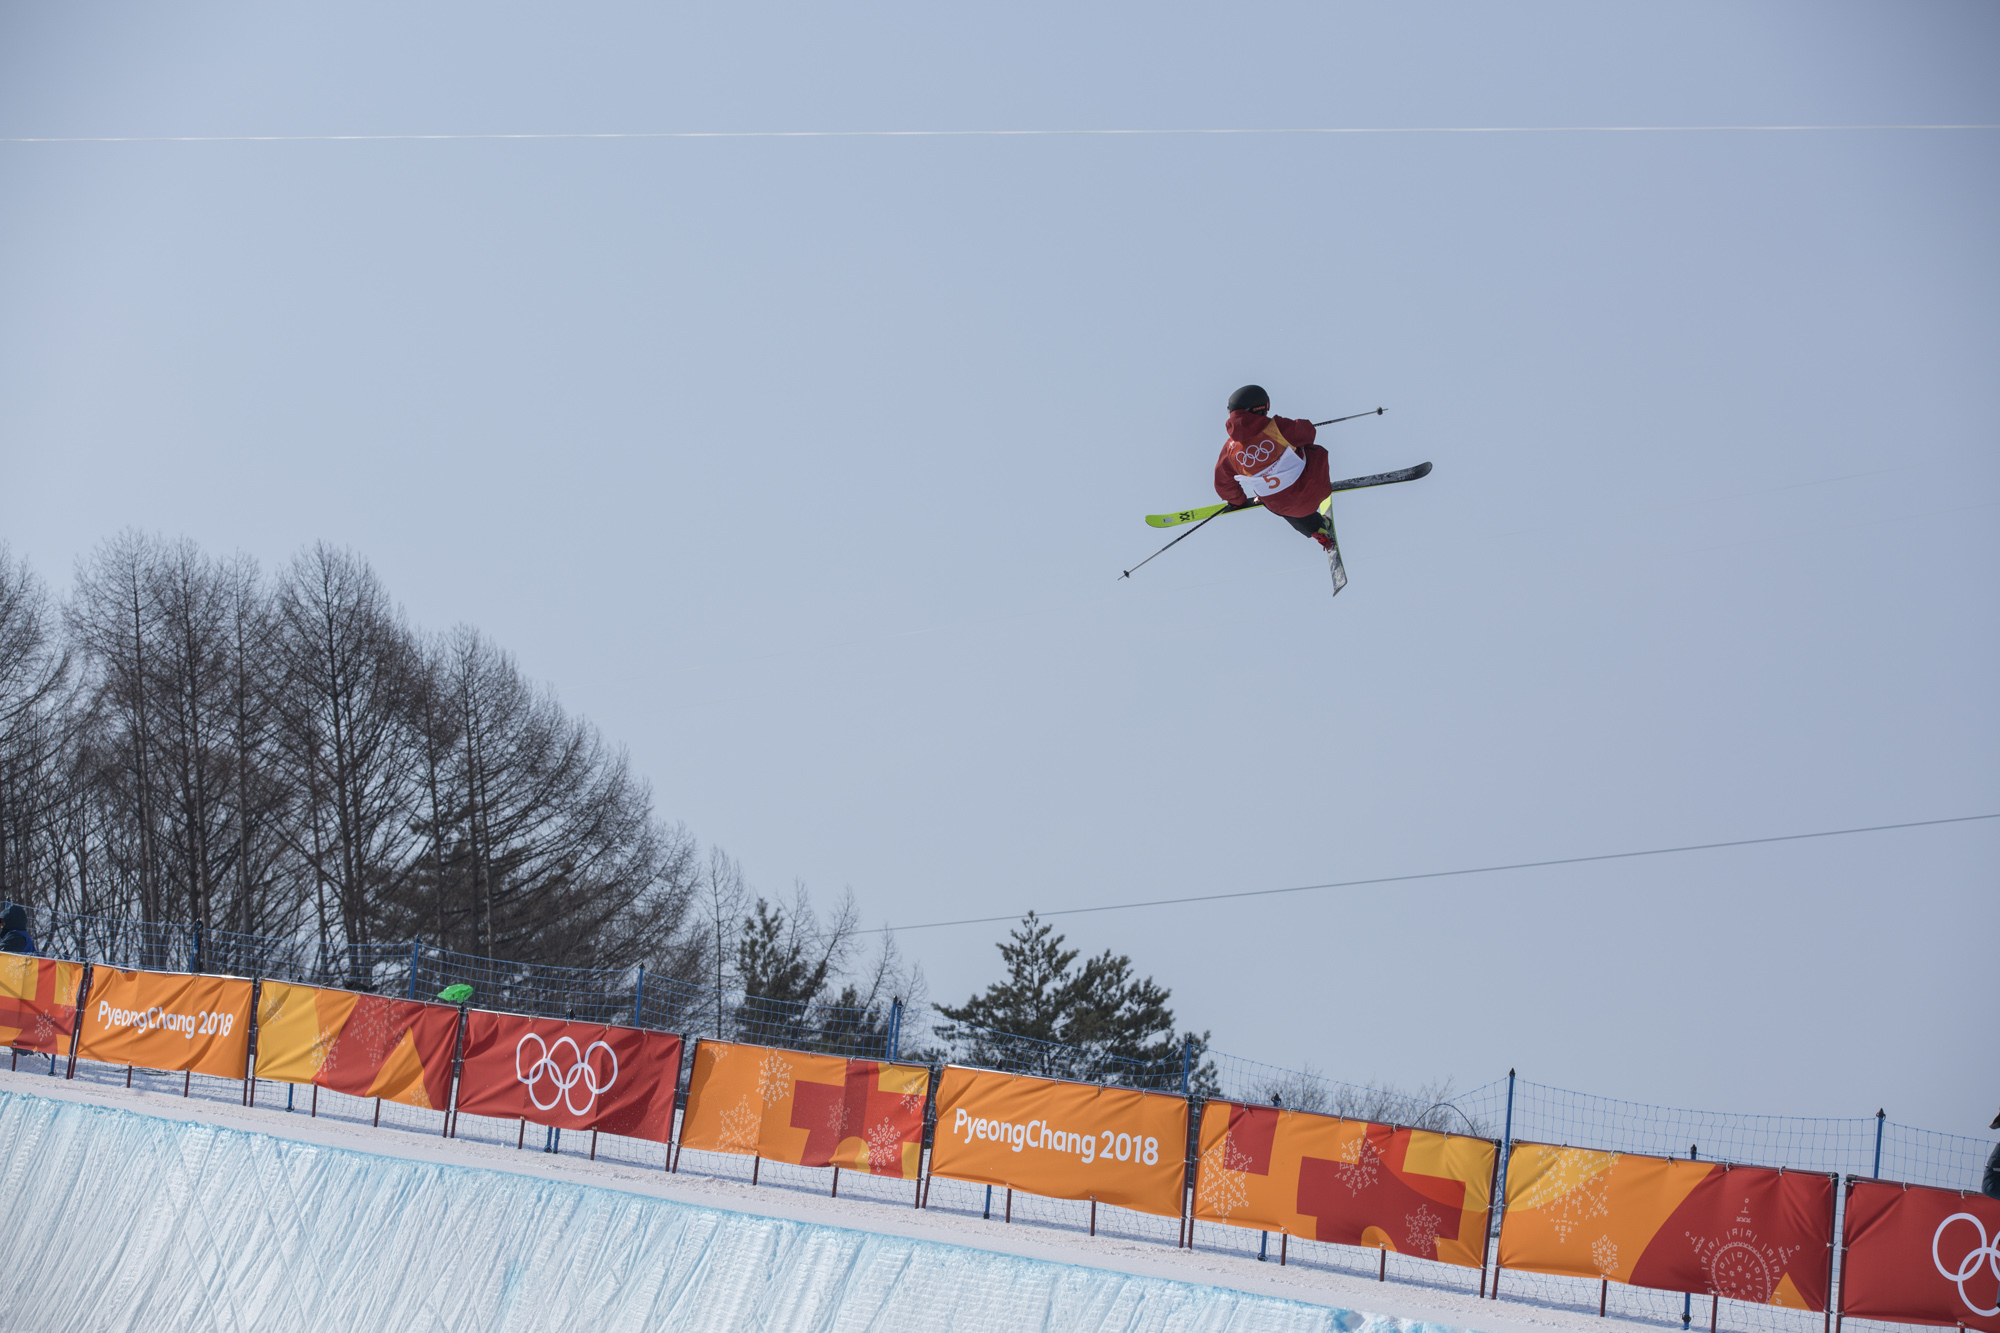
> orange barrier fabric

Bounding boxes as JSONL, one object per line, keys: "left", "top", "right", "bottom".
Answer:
{"left": 455, "top": 1011, "right": 683, "bottom": 1141}
{"left": 253, "top": 982, "right": 460, "bottom": 1109}
{"left": 1193, "top": 1101, "right": 1496, "bottom": 1267}
{"left": 927, "top": 1066, "right": 1188, "bottom": 1217}
{"left": 75, "top": 968, "right": 254, "bottom": 1078}
{"left": 1498, "top": 1143, "right": 1834, "bottom": 1309}
{"left": 677, "top": 1040, "right": 929, "bottom": 1177}
{"left": 1, "top": 957, "right": 86, "bottom": 1055}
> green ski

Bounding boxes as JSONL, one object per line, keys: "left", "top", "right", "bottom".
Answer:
{"left": 1144, "top": 461, "right": 1433, "bottom": 527}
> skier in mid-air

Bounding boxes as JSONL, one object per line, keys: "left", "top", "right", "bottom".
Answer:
{"left": 1214, "top": 385, "right": 1338, "bottom": 552}
{"left": 1119, "top": 383, "right": 1425, "bottom": 593}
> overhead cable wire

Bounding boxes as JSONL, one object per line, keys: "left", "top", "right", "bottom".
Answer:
{"left": 5, "top": 124, "right": 1999, "bottom": 145}
{"left": 861, "top": 811, "right": 2000, "bottom": 934}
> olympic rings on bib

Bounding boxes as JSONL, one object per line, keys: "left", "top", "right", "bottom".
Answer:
{"left": 515, "top": 1032, "right": 619, "bottom": 1115}
{"left": 1933, "top": 1212, "right": 2000, "bottom": 1318}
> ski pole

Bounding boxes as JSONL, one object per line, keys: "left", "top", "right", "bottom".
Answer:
{"left": 1312, "top": 407, "right": 1385, "bottom": 427}
{"left": 1120, "top": 505, "right": 1240, "bottom": 580}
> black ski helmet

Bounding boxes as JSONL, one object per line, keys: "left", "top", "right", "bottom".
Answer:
{"left": 1227, "top": 384, "right": 1270, "bottom": 413}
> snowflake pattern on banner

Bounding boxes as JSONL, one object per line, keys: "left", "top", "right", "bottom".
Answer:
{"left": 899, "top": 1090, "right": 926, "bottom": 1116}
{"left": 1685, "top": 1196, "right": 1800, "bottom": 1302}
{"left": 1515, "top": 1146, "right": 1619, "bottom": 1244}
{"left": 1334, "top": 1135, "right": 1381, "bottom": 1196}
{"left": 864, "top": 1118, "right": 905, "bottom": 1171}
{"left": 22, "top": 998, "right": 60, "bottom": 1045}
{"left": 1405, "top": 1203, "right": 1443, "bottom": 1259}
{"left": 824, "top": 1091, "right": 856, "bottom": 1138}
{"left": 756, "top": 1050, "right": 793, "bottom": 1107}
{"left": 330, "top": 999, "right": 401, "bottom": 1073}
{"left": 1592, "top": 1234, "right": 1620, "bottom": 1278}
{"left": 0, "top": 957, "right": 35, "bottom": 990}
{"left": 308, "top": 1023, "right": 340, "bottom": 1078}
{"left": 718, "top": 1095, "right": 760, "bottom": 1154}
{"left": 1196, "top": 1139, "right": 1254, "bottom": 1220}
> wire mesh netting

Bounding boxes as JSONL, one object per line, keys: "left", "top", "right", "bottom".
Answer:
{"left": 1462, "top": 1078, "right": 1881, "bottom": 1176}
{"left": 923, "top": 1016, "right": 1191, "bottom": 1093}
{"left": 1209, "top": 1050, "right": 1503, "bottom": 1136}
{"left": 34, "top": 909, "right": 915, "bottom": 1062}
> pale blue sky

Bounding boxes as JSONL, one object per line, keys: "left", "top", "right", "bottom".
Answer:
{"left": 3, "top": 2, "right": 1995, "bottom": 1137}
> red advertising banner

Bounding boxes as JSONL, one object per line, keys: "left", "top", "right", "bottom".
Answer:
{"left": 253, "top": 981, "right": 460, "bottom": 1109}
{"left": 1499, "top": 1143, "right": 1834, "bottom": 1309}
{"left": 1193, "top": 1100, "right": 1497, "bottom": 1267}
{"left": 1, "top": 957, "right": 86, "bottom": 1055}
{"left": 454, "top": 1010, "right": 682, "bottom": 1141}
{"left": 1841, "top": 1178, "right": 2000, "bottom": 1333}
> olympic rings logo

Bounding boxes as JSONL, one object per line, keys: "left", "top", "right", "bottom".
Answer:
{"left": 515, "top": 1033, "right": 618, "bottom": 1115}
{"left": 1933, "top": 1212, "right": 2000, "bottom": 1318}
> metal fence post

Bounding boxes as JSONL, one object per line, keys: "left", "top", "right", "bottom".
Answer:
{"left": 1871, "top": 1109, "right": 1884, "bottom": 1177}
{"left": 1683, "top": 1144, "right": 1698, "bottom": 1328}
{"left": 408, "top": 941, "right": 420, "bottom": 1000}
{"left": 888, "top": 997, "right": 903, "bottom": 1062}
{"left": 634, "top": 966, "right": 645, "bottom": 1027}
{"left": 1182, "top": 1034, "right": 1192, "bottom": 1096}
{"left": 1491, "top": 1067, "right": 1515, "bottom": 1299}
{"left": 189, "top": 922, "right": 201, "bottom": 974}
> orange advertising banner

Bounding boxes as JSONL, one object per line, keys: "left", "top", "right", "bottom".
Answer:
{"left": 927, "top": 1065, "right": 1188, "bottom": 1218}
{"left": 677, "top": 1040, "right": 930, "bottom": 1178}
{"left": 1192, "top": 1100, "right": 1496, "bottom": 1267}
{"left": 75, "top": 968, "right": 254, "bottom": 1078}
{"left": 1498, "top": 1143, "right": 1835, "bottom": 1309}
{"left": 253, "top": 981, "right": 461, "bottom": 1110}
{"left": 1, "top": 956, "right": 86, "bottom": 1055}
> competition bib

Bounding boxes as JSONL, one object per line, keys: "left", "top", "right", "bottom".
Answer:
{"left": 1234, "top": 445, "right": 1305, "bottom": 499}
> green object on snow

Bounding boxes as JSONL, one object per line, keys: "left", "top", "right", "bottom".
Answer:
{"left": 436, "top": 984, "right": 474, "bottom": 1004}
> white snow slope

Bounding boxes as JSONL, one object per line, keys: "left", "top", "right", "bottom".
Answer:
{"left": 0, "top": 1073, "right": 1654, "bottom": 1333}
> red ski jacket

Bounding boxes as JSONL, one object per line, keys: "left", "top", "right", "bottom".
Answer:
{"left": 1213, "top": 411, "right": 1331, "bottom": 518}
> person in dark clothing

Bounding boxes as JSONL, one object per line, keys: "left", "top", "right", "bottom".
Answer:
{"left": 1213, "top": 384, "right": 1339, "bottom": 549}
{"left": 0, "top": 903, "right": 36, "bottom": 955}
{"left": 1985, "top": 1107, "right": 2000, "bottom": 1200}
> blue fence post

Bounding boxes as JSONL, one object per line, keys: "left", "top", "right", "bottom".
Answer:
{"left": 634, "top": 967, "right": 646, "bottom": 1027}
{"left": 189, "top": 922, "right": 201, "bottom": 974}
{"left": 1181, "top": 1035, "right": 1192, "bottom": 1096}
{"left": 1682, "top": 1144, "right": 1698, "bottom": 1328}
{"left": 408, "top": 941, "right": 420, "bottom": 1000}
{"left": 888, "top": 997, "right": 903, "bottom": 1061}
{"left": 1872, "top": 1108, "right": 1885, "bottom": 1177}
{"left": 1491, "top": 1067, "right": 1515, "bottom": 1299}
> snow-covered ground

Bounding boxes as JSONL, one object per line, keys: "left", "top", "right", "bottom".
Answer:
{"left": 0, "top": 1068, "right": 1676, "bottom": 1333}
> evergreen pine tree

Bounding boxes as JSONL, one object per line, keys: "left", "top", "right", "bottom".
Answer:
{"left": 938, "top": 912, "right": 1212, "bottom": 1091}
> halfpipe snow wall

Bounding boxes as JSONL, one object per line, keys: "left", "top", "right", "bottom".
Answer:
{"left": 0, "top": 1089, "right": 1423, "bottom": 1332}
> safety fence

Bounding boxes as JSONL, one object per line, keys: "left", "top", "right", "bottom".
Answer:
{"left": 2, "top": 933, "right": 1995, "bottom": 1333}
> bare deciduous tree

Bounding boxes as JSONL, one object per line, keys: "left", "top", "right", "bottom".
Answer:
{"left": 2, "top": 533, "right": 778, "bottom": 1007}
{"left": 0, "top": 545, "right": 76, "bottom": 912}
{"left": 273, "top": 543, "right": 423, "bottom": 978}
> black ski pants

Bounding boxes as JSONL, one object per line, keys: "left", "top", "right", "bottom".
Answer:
{"left": 1279, "top": 511, "right": 1329, "bottom": 539}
